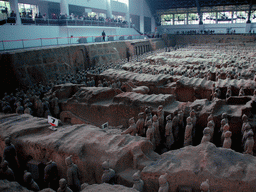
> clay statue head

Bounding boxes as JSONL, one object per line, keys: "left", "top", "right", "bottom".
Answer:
{"left": 153, "top": 115, "right": 158, "bottom": 122}
{"left": 224, "top": 131, "right": 232, "bottom": 138}
{"left": 203, "top": 127, "right": 211, "bottom": 135}
{"left": 223, "top": 123, "right": 230, "bottom": 131}
{"left": 221, "top": 119, "right": 226, "bottom": 126}
{"left": 190, "top": 110, "right": 195, "bottom": 117}
{"left": 207, "top": 114, "right": 213, "bottom": 122}
{"left": 242, "top": 114, "right": 248, "bottom": 122}
{"left": 138, "top": 112, "right": 144, "bottom": 119}
{"left": 159, "top": 173, "right": 168, "bottom": 186}
{"left": 247, "top": 130, "right": 254, "bottom": 138}
{"left": 222, "top": 113, "right": 227, "bottom": 119}
{"left": 129, "top": 117, "right": 135, "bottom": 125}
{"left": 166, "top": 114, "right": 171, "bottom": 121}
{"left": 132, "top": 171, "right": 141, "bottom": 182}
{"left": 5, "top": 137, "right": 11, "bottom": 146}
{"left": 24, "top": 171, "right": 33, "bottom": 184}
{"left": 65, "top": 155, "right": 73, "bottom": 166}
{"left": 147, "top": 119, "right": 152, "bottom": 127}
{"left": 59, "top": 178, "right": 67, "bottom": 189}
{"left": 186, "top": 117, "right": 192, "bottom": 124}
{"left": 245, "top": 123, "right": 251, "bottom": 131}
{"left": 1, "top": 160, "right": 8, "bottom": 171}
{"left": 102, "top": 160, "right": 110, "bottom": 170}
{"left": 158, "top": 105, "right": 163, "bottom": 111}
{"left": 200, "top": 179, "right": 209, "bottom": 192}
{"left": 207, "top": 121, "right": 214, "bottom": 128}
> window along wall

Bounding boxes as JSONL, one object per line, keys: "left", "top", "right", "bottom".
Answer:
{"left": 161, "top": 10, "right": 254, "bottom": 25}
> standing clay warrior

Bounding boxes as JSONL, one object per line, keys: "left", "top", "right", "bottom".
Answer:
{"left": 3, "top": 137, "right": 19, "bottom": 175}
{"left": 221, "top": 123, "right": 230, "bottom": 145}
{"left": 172, "top": 111, "right": 179, "bottom": 143}
{"left": 201, "top": 127, "right": 212, "bottom": 143}
{"left": 178, "top": 109, "right": 184, "bottom": 132}
{"left": 242, "top": 123, "right": 252, "bottom": 146}
{"left": 158, "top": 173, "right": 169, "bottom": 192}
{"left": 157, "top": 105, "right": 165, "bottom": 138}
{"left": 238, "top": 86, "right": 245, "bottom": 96}
{"left": 241, "top": 114, "right": 249, "bottom": 135}
{"left": 215, "top": 85, "right": 221, "bottom": 98}
{"left": 132, "top": 171, "right": 144, "bottom": 192}
{"left": 152, "top": 115, "right": 161, "bottom": 147}
{"left": 207, "top": 121, "right": 214, "bottom": 141}
{"left": 184, "top": 117, "right": 193, "bottom": 146}
{"left": 243, "top": 130, "right": 254, "bottom": 155}
{"left": 51, "top": 93, "right": 60, "bottom": 118}
{"left": 146, "top": 119, "right": 156, "bottom": 150}
{"left": 200, "top": 179, "right": 209, "bottom": 192}
{"left": 144, "top": 107, "right": 153, "bottom": 127}
{"left": 1, "top": 160, "right": 15, "bottom": 181}
{"left": 221, "top": 113, "right": 228, "bottom": 124}
{"left": 101, "top": 160, "right": 115, "bottom": 184}
{"left": 57, "top": 178, "right": 73, "bottom": 192}
{"left": 226, "top": 86, "right": 232, "bottom": 98}
{"left": 65, "top": 155, "right": 81, "bottom": 192}
{"left": 165, "top": 114, "right": 174, "bottom": 150}
{"left": 44, "top": 160, "right": 58, "bottom": 190}
{"left": 223, "top": 131, "right": 232, "bottom": 149}
{"left": 23, "top": 170, "right": 40, "bottom": 191}
{"left": 121, "top": 117, "right": 137, "bottom": 136}
{"left": 190, "top": 110, "right": 197, "bottom": 145}
{"left": 136, "top": 112, "right": 145, "bottom": 136}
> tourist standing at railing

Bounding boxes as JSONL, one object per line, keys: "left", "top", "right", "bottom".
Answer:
{"left": 102, "top": 30, "right": 106, "bottom": 42}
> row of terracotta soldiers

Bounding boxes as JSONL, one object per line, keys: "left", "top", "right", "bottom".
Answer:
{"left": 211, "top": 83, "right": 256, "bottom": 100}
{"left": 199, "top": 113, "right": 254, "bottom": 155}
{"left": 101, "top": 159, "right": 210, "bottom": 192}
{"left": 121, "top": 105, "right": 192, "bottom": 151}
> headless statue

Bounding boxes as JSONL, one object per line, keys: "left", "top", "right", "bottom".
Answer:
{"left": 101, "top": 160, "right": 115, "bottom": 184}
{"left": 158, "top": 173, "right": 169, "bottom": 192}
{"left": 132, "top": 171, "right": 144, "bottom": 192}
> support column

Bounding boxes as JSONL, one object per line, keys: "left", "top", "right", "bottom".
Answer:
{"left": 231, "top": 11, "right": 234, "bottom": 23}
{"left": 140, "top": 0, "right": 144, "bottom": 34}
{"left": 126, "top": 0, "right": 130, "bottom": 27}
{"left": 60, "top": 0, "right": 69, "bottom": 15}
{"left": 9, "top": 0, "right": 21, "bottom": 25}
{"left": 216, "top": 12, "right": 218, "bottom": 24}
{"left": 140, "top": 15, "right": 144, "bottom": 34}
{"left": 151, "top": 17, "right": 155, "bottom": 32}
{"left": 186, "top": 12, "right": 189, "bottom": 25}
{"left": 106, "top": 0, "right": 113, "bottom": 18}
{"left": 247, "top": 0, "right": 253, "bottom": 23}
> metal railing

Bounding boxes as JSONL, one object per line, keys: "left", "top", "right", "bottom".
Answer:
{"left": 0, "top": 34, "right": 146, "bottom": 51}
{"left": 6, "top": 17, "right": 129, "bottom": 28}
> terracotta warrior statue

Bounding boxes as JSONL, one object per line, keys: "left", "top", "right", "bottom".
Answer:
{"left": 44, "top": 160, "right": 58, "bottom": 190}
{"left": 200, "top": 179, "right": 210, "bottom": 192}
{"left": 242, "top": 123, "right": 252, "bottom": 146}
{"left": 146, "top": 119, "right": 156, "bottom": 150}
{"left": 23, "top": 170, "right": 40, "bottom": 191}
{"left": 201, "top": 127, "right": 211, "bottom": 144}
{"left": 243, "top": 130, "right": 254, "bottom": 155}
{"left": 221, "top": 123, "right": 230, "bottom": 145}
{"left": 157, "top": 105, "right": 165, "bottom": 139}
{"left": 65, "top": 155, "right": 81, "bottom": 192}
{"left": 165, "top": 114, "right": 174, "bottom": 150}
{"left": 223, "top": 131, "right": 232, "bottom": 149}
{"left": 1, "top": 160, "right": 15, "bottom": 181}
{"left": 101, "top": 160, "right": 115, "bottom": 184}
{"left": 184, "top": 117, "right": 193, "bottom": 146}
{"left": 57, "top": 178, "right": 73, "bottom": 192}
{"left": 121, "top": 117, "right": 137, "bottom": 136}
{"left": 152, "top": 115, "right": 161, "bottom": 147}
{"left": 132, "top": 170, "right": 144, "bottom": 192}
{"left": 241, "top": 114, "right": 249, "bottom": 136}
{"left": 136, "top": 112, "right": 145, "bottom": 136}
{"left": 158, "top": 173, "right": 169, "bottom": 192}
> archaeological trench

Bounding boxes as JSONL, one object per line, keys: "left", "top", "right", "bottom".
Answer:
{"left": 0, "top": 35, "right": 256, "bottom": 192}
